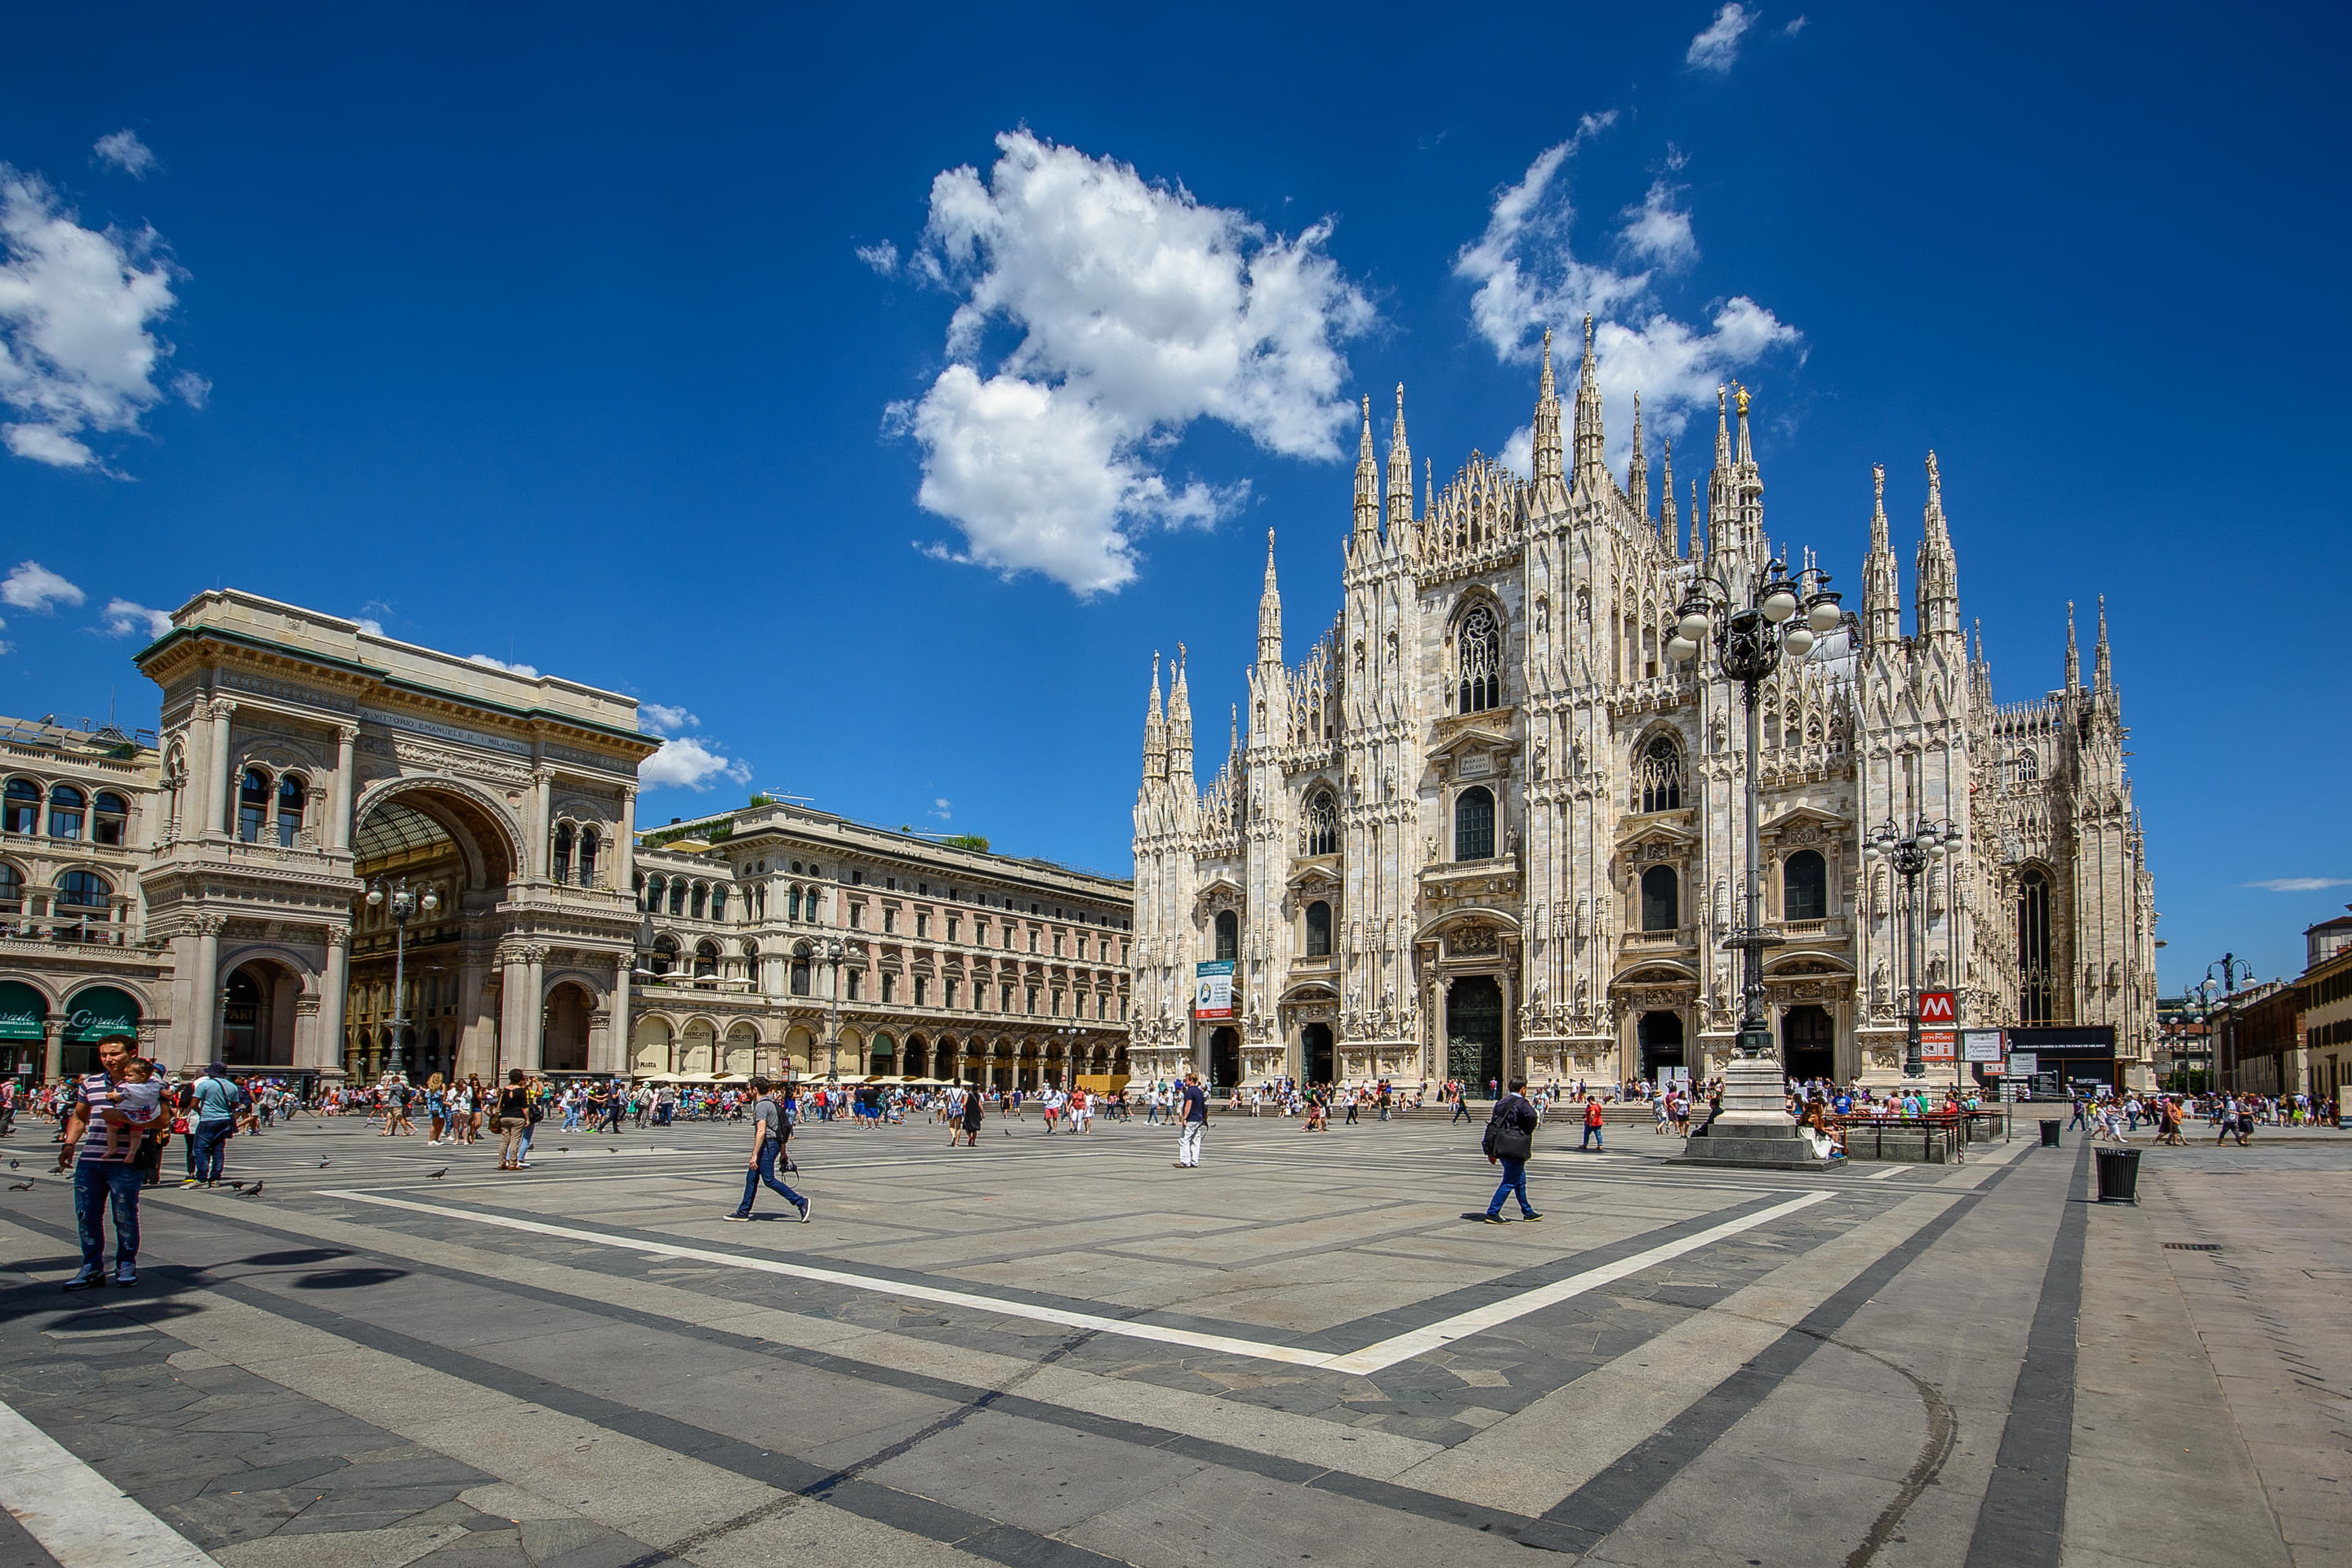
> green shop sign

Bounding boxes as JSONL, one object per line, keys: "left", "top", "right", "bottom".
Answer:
{"left": 0, "top": 980, "right": 44, "bottom": 1040}
{"left": 63, "top": 987, "right": 140, "bottom": 1042}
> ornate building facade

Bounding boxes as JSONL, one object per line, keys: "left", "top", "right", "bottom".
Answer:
{"left": 1129, "top": 325, "right": 2158, "bottom": 1092}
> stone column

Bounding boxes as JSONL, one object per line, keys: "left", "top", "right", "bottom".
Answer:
{"left": 523, "top": 947, "right": 546, "bottom": 1070}
{"left": 604, "top": 959, "right": 632, "bottom": 1076}
{"left": 314, "top": 924, "right": 351, "bottom": 1076}
{"left": 189, "top": 915, "right": 223, "bottom": 1065}
{"left": 330, "top": 725, "right": 359, "bottom": 852}
{"left": 1500, "top": 964, "right": 1517, "bottom": 1088}
{"left": 42, "top": 1018, "right": 63, "bottom": 1082}
{"left": 529, "top": 757, "right": 552, "bottom": 884}
{"left": 211, "top": 700, "right": 238, "bottom": 838}
{"left": 617, "top": 786, "right": 637, "bottom": 893}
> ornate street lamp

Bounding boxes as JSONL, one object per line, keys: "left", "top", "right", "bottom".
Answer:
{"left": 2202, "top": 954, "right": 2252, "bottom": 1092}
{"left": 814, "top": 936, "right": 861, "bottom": 1084}
{"left": 1669, "top": 558, "right": 1843, "bottom": 1064}
{"left": 1865, "top": 816, "right": 1957, "bottom": 1081}
{"left": 364, "top": 876, "right": 438, "bottom": 1082}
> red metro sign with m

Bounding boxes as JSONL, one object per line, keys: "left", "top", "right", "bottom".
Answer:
{"left": 1919, "top": 991, "right": 1957, "bottom": 1025}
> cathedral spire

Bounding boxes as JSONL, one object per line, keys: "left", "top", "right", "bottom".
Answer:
{"left": 1660, "top": 437, "right": 1679, "bottom": 555}
{"left": 1733, "top": 384, "right": 1765, "bottom": 552}
{"left": 1384, "top": 383, "right": 1413, "bottom": 537}
{"left": 1530, "top": 327, "right": 1566, "bottom": 501}
{"left": 1143, "top": 651, "right": 1166, "bottom": 784}
{"left": 1628, "top": 391, "right": 1649, "bottom": 523}
{"left": 1734, "top": 382, "right": 1754, "bottom": 467}
{"left": 1352, "top": 395, "right": 1378, "bottom": 542}
{"left": 1257, "top": 529, "right": 1282, "bottom": 666}
{"left": 2093, "top": 594, "right": 2113, "bottom": 694}
{"left": 1913, "top": 450, "right": 1960, "bottom": 644}
{"left": 2065, "top": 600, "right": 2081, "bottom": 690}
{"left": 1571, "top": 315, "right": 1606, "bottom": 497}
{"left": 1691, "top": 476, "right": 1707, "bottom": 562}
{"left": 1168, "top": 642, "right": 1194, "bottom": 787}
{"left": 1863, "top": 462, "right": 1903, "bottom": 653}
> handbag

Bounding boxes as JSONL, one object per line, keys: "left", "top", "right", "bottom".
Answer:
{"left": 172, "top": 1115, "right": 191, "bottom": 1135}
{"left": 1491, "top": 1125, "right": 1534, "bottom": 1161}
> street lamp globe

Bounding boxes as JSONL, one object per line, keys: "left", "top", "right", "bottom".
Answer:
{"left": 1780, "top": 625, "right": 1815, "bottom": 659}
{"left": 1760, "top": 580, "right": 1800, "bottom": 623}
{"left": 1677, "top": 607, "right": 1711, "bottom": 643}
{"left": 1806, "top": 595, "right": 1845, "bottom": 634}
{"left": 367, "top": 887, "right": 385, "bottom": 907}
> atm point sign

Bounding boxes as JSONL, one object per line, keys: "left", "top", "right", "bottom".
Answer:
{"left": 1918, "top": 991, "right": 1957, "bottom": 1026}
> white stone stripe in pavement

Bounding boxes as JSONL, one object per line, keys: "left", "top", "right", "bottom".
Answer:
{"left": 0, "top": 1394, "right": 221, "bottom": 1568}
{"left": 325, "top": 1187, "right": 1832, "bottom": 1374}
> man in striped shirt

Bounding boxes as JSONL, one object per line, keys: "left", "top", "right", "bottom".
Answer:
{"left": 56, "top": 1035, "right": 158, "bottom": 1290}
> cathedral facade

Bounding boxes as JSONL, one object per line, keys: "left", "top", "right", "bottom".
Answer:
{"left": 1129, "top": 325, "right": 2158, "bottom": 1093}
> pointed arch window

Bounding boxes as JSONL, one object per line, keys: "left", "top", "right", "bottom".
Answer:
{"left": 1456, "top": 604, "right": 1501, "bottom": 714}
{"left": 1454, "top": 786, "right": 1495, "bottom": 861}
{"left": 1635, "top": 735, "right": 1683, "bottom": 813}
{"left": 2018, "top": 867, "right": 2054, "bottom": 1024}
{"left": 1303, "top": 789, "right": 1339, "bottom": 857}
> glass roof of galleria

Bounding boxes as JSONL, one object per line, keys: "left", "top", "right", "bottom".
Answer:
{"left": 354, "top": 800, "right": 456, "bottom": 867}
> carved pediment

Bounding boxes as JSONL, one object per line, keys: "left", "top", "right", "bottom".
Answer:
{"left": 1762, "top": 805, "right": 1850, "bottom": 844}
{"left": 1192, "top": 877, "right": 1245, "bottom": 927}
{"left": 1428, "top": 721, "right": 1518, "bottom": 771}
{"left": 1617, "top": 819, "right": 1699, "bottom": 857}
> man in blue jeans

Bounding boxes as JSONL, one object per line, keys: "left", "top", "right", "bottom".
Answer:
{"left": 1479, "top": 1079, "right": 1543, "bottom": 1223}
{"left": 182, "top": 1062, "right": 239, "bottom": 1187}
{"left": 56, "top": 1035, "right": 159, "bottom": 1289}
{"left": 723, "top": 1077, "right": 808, "bottom": 1223}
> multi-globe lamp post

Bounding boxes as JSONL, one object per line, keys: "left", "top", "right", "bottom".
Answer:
{"left": 1864, "top": 817, "right": 1957, "bottom": 1082}
{"left": 1666, "top": 559, "right": 1843, "bottom": 1067}
{"left": 365, "top": 875, "right": 438, "bottom": 1082}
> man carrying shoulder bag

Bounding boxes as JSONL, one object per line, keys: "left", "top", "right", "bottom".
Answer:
{"left": 1478, "top": 1078, "right": 1542, "bottom": 1223}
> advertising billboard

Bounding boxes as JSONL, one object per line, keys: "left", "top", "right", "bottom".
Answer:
{"left": 1194, "top": 960, "right": 1234, "bottom": 1021}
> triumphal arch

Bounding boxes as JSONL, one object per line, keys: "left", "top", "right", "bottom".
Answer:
{"left": 135, "top": 590, "right": 659, "bottom": 1079}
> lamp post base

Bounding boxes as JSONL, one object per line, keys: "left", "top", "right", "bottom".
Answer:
{"left": 1677, "top": 1054, "right": 1838, "bottom": 1172}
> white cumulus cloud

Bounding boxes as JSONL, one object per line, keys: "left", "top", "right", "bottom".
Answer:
{"left": 639, "top": 702, "right": 697, "bottom": 737}
{"left": 465, "top": 653, "right": 540, "bottom": 679}
{"left": 892, "top": 130, "right": 1374, "bottom": 596}
{"left": 93, "top": 131, "right": 158, "bottom": 180}
{"left": 641, "top": 735, "right": 752, "bottom": 792}
{"left": 1686, "top": 3, "right": 1758, "bottom": 72}
{"left": 0, "top": 168, "right": 190, "bottom": 470}
{"left": 1455, "top": 127, "right": 1800, "bottom": 469}
{"left": 100, "top": 597, "right": 171, "bottom": 638}
{"left": 1, "top": 560, "right": 84, "bottom": 612}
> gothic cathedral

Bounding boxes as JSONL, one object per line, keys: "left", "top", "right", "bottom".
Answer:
{"left": 1129, "top": 323, "right": 2158, "bottom": 1092}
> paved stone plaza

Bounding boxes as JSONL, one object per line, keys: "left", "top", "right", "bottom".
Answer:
{"left": 0, "top": 1112, "right": 2343, "bottom": 1567}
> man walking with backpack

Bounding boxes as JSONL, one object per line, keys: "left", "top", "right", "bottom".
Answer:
{"left": 1478, "top": 1079, "right": 1543, "bottom": 1223}
{"left": 724, "top": 1076, "right": 809, "bottom": 1222}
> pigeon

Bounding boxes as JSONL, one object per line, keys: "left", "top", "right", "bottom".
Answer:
{"left": 425, "top": 1168, "right": 448, "bottom": 1179}
{"left": 318, "top": 1158, "right": 331, "bottom": 1168}
{"left": 9, "top": 1158, "right": 18, "bottom": 1169}
{"left": 239, "top": 1180, "right": 264, "bottom": 1198}
{"left": 7, "top": 1181, "right": 31, "bottom": 1192}
{"left": 227, "top": 1180, "right": 250, "bottom": 1192}
{"left": 558, "top": 1147, "right": 569, "bottom": 1153}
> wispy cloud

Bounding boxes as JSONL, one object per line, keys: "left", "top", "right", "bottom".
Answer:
{"left": 0, "top": 560, "right": 84, "bottom": 612}
{"left": 855, "top": 239, "right": 898, "bottom": 274}
{"left": 100, "top": 597, "right": 171, "bottom": 638}
{"left": 465, "top": 653, "right": 540, "bottom": 679}
{"left": 2245, "top": 877, "right": 2351, "bottom": 893}
{"left": 931, "top": 798, "right": 952, "bottom": 822}
{"left": 1783, "top": 15, "right": 1808, "bottom": 35}
{"left": 1686, "top": 3, "right": 1758, "bottom": 73}
{"left": 92, "top": 130, "right": 158, "bottom": 180}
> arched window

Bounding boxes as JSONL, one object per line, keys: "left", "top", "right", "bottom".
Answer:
{"left": 552, "top": 822, "right": 574, "bottom": 884}
{"left": 274, "top": 776, "right": 305, "bottom": 847}
{"left": 668, "top": 881, "right": 686, "bottom": 915}
{"left": 1454, "top": 786, "right": 1495, "bottom": 861}
{"left": 693, "top": 940, "right": 719, "bottom": 978}
{"left": 1305, "top": 900, "right": 1332, "bottom": 958}
{"left": 1214, "top": 909, "right": 1239, "bottom": 963}
{"left": 93, "top": 791, "right": 129, "bottom": 847}
{"left": 1456, "top": 604, "right": 1501, "bottom": 714}
{"left": 650, "top": 934, "right": 679, "bottom": 976}
{"left": 1641, "top": 865, "right": 1679, "bottom": 932}
{"left": 237, "top": 768, "right": 271, "bottom": 843}
{"left": 2018, "top": 867, "right": 2054, "bottom": 1024}
{"left": 2012, "top": 750, "right": 2039, "bottom": 786}
{"left": 47, "top": 785, "right": 85, "bottom": 840}
{"left": 2, "top": 779, "right": 38, "bottom": 835}
{"left": 59, "top": 867, "right": 111, "bottom": 911}
{"left": 578, "top": 827, "right": 599, "bottom": 887}
{"left": 0, "top": 862, "right": 21, "bottom": 914}
{"left": 1783, "top": 849, "right": 1827, "bottom": 922}
{"left": 1635, "top": 736, "right": 1683, "bottom": 813}
{"left": 710, "top": 886, "right": 728, "bottom": 920}
{"left": 642, "top": 875, "right": 661, "bottom": 911}
{"left": 790, "top": 943, "right": 812, "bottom": 996}
{"left": 1304, "top": 790, "right": 1339, "bottom": 857}
{"left": 691, "top": 884, "right": 708, "bottom": 920}
{"left": 788, "top": 884, "right": 803, "bottom": 921}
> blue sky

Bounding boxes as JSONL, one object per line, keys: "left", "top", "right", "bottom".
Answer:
{"left": 2, "top": 2, "right": 2345, "bottom": 989}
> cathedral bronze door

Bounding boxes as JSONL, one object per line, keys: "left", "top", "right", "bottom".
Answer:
{"left": 1781, "top": 1004, "right": 1835, "bottom": 1083}
{"left": 1209, "top": 1027, "right": 1241, "bottom": 1089}
{"left": 1447, "top": 975, "right": 1504, "bottom": 1093}
{"left": 1638, "top": 1010, "right": 1686, "bottom": 1080}
{"left": 1301, "top": 1022, "right": 1334, "bottom": 1085}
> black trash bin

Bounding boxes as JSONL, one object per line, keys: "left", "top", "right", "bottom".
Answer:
{"left": 2094, "top": 1147, "right": 2141, "bottom": 1203}
{"left": 2039, "top": 1120, "right": 2062, "bottom": 1147}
